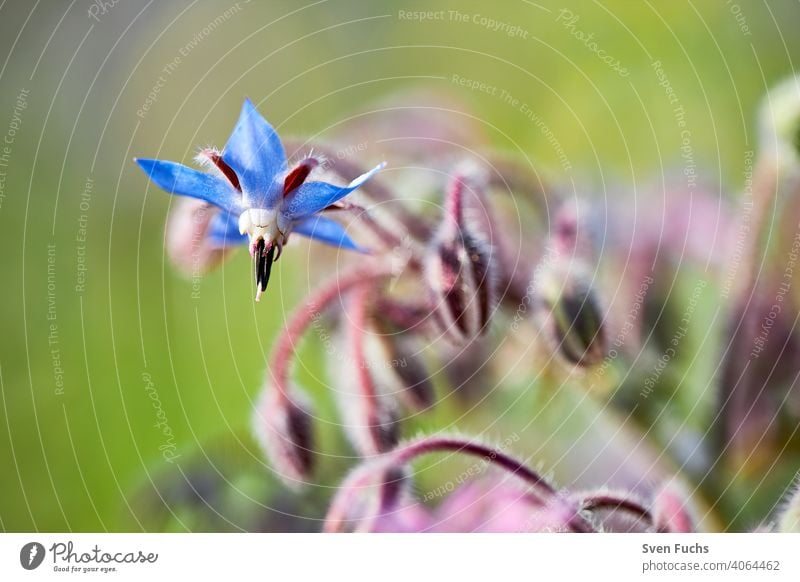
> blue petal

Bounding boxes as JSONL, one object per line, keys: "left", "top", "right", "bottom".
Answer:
{"left": 222, "top": 98, "right": 286, "bottom": 208}
{"left": 293, "top": 215, "right": 367, "bottom": 252}
{"left": 281, "top": 162, "right": 385, "bottom": 222}
{"left": 208, "top": 211, "right": 248, "bottom": 248}
{"left": 136, "top": 158, "right": 243, "bottom": 214}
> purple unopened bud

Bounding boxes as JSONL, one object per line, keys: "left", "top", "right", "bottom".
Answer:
{"left": 537, "top": 258, "right": 607, "bottom": 368}
{"left": 715, "top": 289, "right": 800, "bottom": 466}
{"left": 425, "top": 171, "right": 496, "bottom": 343}
{"left": 652, "top": 484, "right": 696, "bottom": 533}
{"left": 165, "top": 198, "right": 235, "bottom": 275}
{"left": 253, "top": 264, "right": 397, "bottom": 485}
{"left": 332, "top": 285, "right": 401, "bottom": 456}
{"left": 252, "top": 385, "right": 315, "bottom": 488}
{"left": 371, "top": 315, "right": 435, "bottom": 412}
{"left": 324, "top": 458, "right": 419, "bottom": 532}
{"left": 389, "top": 344, "right": 434, "bottom": 411}
{"left": 335, "top": 382, "right": 399, "bottom": 457}
{"left": 440, "top": 340, "right": 491, "bottom": 401}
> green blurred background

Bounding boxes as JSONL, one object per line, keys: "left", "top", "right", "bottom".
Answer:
{"left": 1, "top": 0, "right": 799, "bottom": 531}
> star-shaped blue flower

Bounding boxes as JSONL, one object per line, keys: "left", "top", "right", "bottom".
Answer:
{"left": 136, "top": 99, "right": 384, "bottom": 300}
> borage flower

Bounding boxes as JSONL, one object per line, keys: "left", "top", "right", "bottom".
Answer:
{"left": 135, "top": 99, "right": 385, "bottom": 300}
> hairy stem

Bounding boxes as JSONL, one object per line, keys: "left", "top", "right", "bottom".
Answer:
{"left": 269, "top": 263, "right": 395, "bottom": 404}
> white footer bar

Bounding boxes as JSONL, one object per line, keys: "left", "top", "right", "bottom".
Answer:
{"left": 1, "top": 533, "right": 799, "bottom": 581}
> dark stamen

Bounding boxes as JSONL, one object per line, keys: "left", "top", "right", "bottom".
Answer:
{"left": 254, "top": 238, "right": 265, "bottom": 292}
{"left": 283, "top": 158, "right": 318, "bottom": 196}
{"left": 254, "top": 239, "right": 277, "bottom": 299}
{"left": 208, "top": 151, "right": 241, "bottom": 191}
{"left": 263, "top": 244, "right": 276, "bottom": 289}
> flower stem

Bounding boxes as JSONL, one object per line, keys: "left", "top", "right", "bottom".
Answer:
{"left": 269, "top": 263, "right": 395, "bottom": 404}
{"left": 324, "top": 435, "right": 597, "bottom": 532}
{"left": 390, "top": 436, "right": 556, "bottom": 495}
{"left": 348, "top": 284, "right": 391, "bottom": 455}
{"left": 578, "top": 492, "right": 654, "bottom": 529}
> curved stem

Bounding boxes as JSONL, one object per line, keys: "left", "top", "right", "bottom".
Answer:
{"left": 324, "top": 434, "right": 596, "bottom": 533}
{"left": 324, "top": 463, "right": 382, "bottom": 533}
{"left": 269, "top": 262, "right": 395, "bottom": 404}
{"left": 348, "top": 284, "right": 387, "bottom": 455}
{"left": 390, "top": 436, "right": 556, "bottom": 495}
{"left": 579, "top": 492, "right": 654, "bottom": 529}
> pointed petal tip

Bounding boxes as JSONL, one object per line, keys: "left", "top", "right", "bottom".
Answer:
{"left": 223, "top": 97, "right": 286, "bottom": 205}
{"left": 347, "top": 161, "right": 387, "bottom": 188}
{"left": 134, "top": 157, "right": 156, "bottom": 174}
{"left": 240, "top": 97, "right": 263, "bottom": 120}
{"left": 370, "top": 161, "right": 388, "bottom": 174}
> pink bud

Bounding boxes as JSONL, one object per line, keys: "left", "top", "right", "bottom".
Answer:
{"left": 390, "top": 343, "right": 434, "bottom": 411}
{"left": 331, "top": 286, "right": 400, "bottom": 456}
{"left": 324, "top": 460, "right": 419, "bottom": 532}
{"left": 652, "top": 484, "right": 696, "bottom": 533}
{"left": 371, "top": 323, "right": 435, "bottom": 412}
{"left": 536, "top": 258, "right": 607, "bottom": 368}
{"left": 165, "top": 198, "right": 235, "bottom": 275}
{"left": 441, "top": 340, "right": 491, "bottom": 401}
{"left": 252, "top": 385, "right": 315, "bottom": 488}
{"left": 715, "top": 289, "right": 799, "bottom": 466}
{"left": 425, "top": 172, "right": 496, "bottom": 344}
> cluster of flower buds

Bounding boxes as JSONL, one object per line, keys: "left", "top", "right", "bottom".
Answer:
{"left": 251, "top": 263, "right": 396, "bottom": 486}
{"left": 330, "top": 284, "right": 402, "bottom": 456}
{"left": 248, "top": 161, "right": 519, "bottom": 483}
{"left": 147, "top": 81, "right": 800, "bottom": 533}
{"left": 241, "top": 146, "right": 629, "bottom": 489}
{"left": 533, "top": 199, "right": 607, "bottom": 369}
{"left": 323, "top": 434, "right": 696, "bottom": 533}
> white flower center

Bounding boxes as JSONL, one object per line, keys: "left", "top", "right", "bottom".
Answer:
{"left": 239, "top": 208, "right": 280, "bottom": 253}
